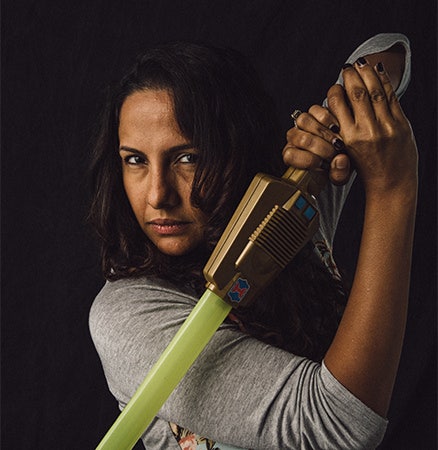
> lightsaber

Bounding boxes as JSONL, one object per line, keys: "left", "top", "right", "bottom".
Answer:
{"left": 96, "top": 167, "right": 322, "bottom": 449}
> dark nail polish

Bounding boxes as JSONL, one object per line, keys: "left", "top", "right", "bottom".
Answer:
{"left": 342, "top": 63, "right": 353, "bottom": 70}
{"left": 329, "top": 124, "right": 340, "bottom": 134}
{"left": 377, "top": 62, "right": 385, "bottom": 73}
{"left": 332, "top": 138, "right": 345, "bottom": 152}
{"left": 356, "top": 57, "right": 367, "bottom": 67}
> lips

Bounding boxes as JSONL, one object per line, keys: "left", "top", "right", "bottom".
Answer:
{"left": 146, "top": 219, "right": 192, "bottom": 235}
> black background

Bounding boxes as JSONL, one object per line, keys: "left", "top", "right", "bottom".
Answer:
{"left": 2, "top": 1, "right": 436, "bottom": 449}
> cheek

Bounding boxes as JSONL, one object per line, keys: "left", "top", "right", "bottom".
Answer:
{"left": 192, "top": 208, "right": 208, "bottom": 233}
{"left": 180, "top": 183, "right": 193, "bottom": 205}
{"left": 123, "top": 176, "right": 145, "bottom": 217}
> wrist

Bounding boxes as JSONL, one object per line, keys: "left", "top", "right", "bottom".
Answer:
{"left": 364, "top": 176, "right": 418, "bottom": 206}
{"left": 363, "top": 184, "right": 417, "bottom": 235}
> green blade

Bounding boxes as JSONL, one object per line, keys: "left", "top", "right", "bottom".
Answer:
{"left": 96, "top": 288, "right": 231, "bottom": 449}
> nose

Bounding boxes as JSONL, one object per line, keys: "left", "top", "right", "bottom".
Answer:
{"left": 146, "top": 167, "right": 179, "bottom": 210}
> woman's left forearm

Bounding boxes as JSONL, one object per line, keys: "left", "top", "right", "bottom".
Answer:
{"left": 324, "top": 185, "right": 417, "bottom": 416}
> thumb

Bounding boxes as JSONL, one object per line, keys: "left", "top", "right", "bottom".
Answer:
{"left": 330, "top": 154, "right": 352, "bottom": 186}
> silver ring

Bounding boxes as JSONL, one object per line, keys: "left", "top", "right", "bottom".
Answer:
{"left": 291, "top": 109, "right": 303, "bottom": 127}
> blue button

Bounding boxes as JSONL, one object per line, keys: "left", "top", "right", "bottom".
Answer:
{"left": 295, "top": 195, "right": 307, "bottom": 210}
{"left": 304, "top": 206, "right": 316, "bottom": 220}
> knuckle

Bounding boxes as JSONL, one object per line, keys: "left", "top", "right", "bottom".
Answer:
{"left": 308, "top": 105, "right": 320, "bottom": 116}
{"left": 382, "top": 124, "right": 397, "bottom": 138}
{"left": 295, "top": 112, "right": 311, "bottom": 128}
{"left": 282, "top": 144, "right": 292, "bottom": 157}
{"left": 381, "top": 74, "right": 393, "bottom": 87}
{"left": 314, "top": 106, "right": 332, "bottom": 124}
{"left": 308, "top": 104, "right": 327, "bottom": 118}
{"left": 388, "top": 91, "right": 399, "bottom": 104}
{"left": 369, "top": 89, "right": 385, "bottom": 103}
{"left": 298, "top": 132, "right": 314, "bottom": 148}
{"left": 349, "top": 87, "right": 368, "bottom": 102}
{"left": 282, "top": 148, "right": 299, "bottom": 166}
{"left": 362, "top": 129, "right": 378, "bottom": 144}
{"left": 286, "top": 129, "right": 305, "bottom": 147}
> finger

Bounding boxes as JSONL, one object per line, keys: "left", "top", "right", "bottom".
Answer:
{"left": 292, "top": 112, "right": 346, "bottom": 156}
{"left": 374, "top": 62, "right": 408, "bottom": 122}
{"left": 353, "top": 57, "right": 392, "bottom": 119}
{"left": 327, "top": 84, "right": 355, "bottom": 129}
{"left": 287, "top": 125, "right": 344, "bottom": 160}
{"left": 329, "top": 154, "right": 352, "bottom": 186}
{"left": 308, "top": 105, "right": 341, "bottom": 134}
{"left": 341, "top": 63, "right": 375, "bottom": 123}
{"left": 282, "top": 145, "right": 325, "bottom": 170}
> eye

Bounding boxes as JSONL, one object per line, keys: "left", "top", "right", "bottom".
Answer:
{"left": 123, "top": 154, "right": 146, "bottom": 166}
{"left": 176, "top": 153, "right": 198, "bottom": 164}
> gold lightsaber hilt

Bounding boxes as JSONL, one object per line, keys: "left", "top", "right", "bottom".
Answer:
{"left": 203, "top": 167, "right": 323, "bottom": 308}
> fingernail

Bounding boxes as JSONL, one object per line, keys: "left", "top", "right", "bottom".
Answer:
{"left": 356, "top": 57, "right": 367, "bottom": 67}
{"left": 329, "top": 124, "right": 340, "bottom": 133}
{"left": 332, "top": 138, "right": 345, "bottom": 152}
{"left": 376, "top": 62, "right": 385, "bottom": 73}
{"left": 342, "top": 63, "right": 353, "bottom": 70}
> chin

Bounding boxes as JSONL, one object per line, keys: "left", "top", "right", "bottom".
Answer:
{"left": 156, "top": 236, "right": 209, "bottom": 259}
{"left": 156, "top": 241, "right": 195, "bottom": 257}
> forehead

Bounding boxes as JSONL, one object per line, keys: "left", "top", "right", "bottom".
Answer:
{"left": 118, "top": 88, "right": 188, "bottom": 149}
{"left": 119, "top": 89, "right": 175, "bottom": 124}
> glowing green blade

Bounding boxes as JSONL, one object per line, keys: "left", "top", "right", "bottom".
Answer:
{"left": 96, "top": 288, "right": 231, "bottom": 450}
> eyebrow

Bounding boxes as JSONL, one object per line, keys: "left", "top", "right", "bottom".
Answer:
{"left": 119, "top": 144, "right": 195, "bottom": 156}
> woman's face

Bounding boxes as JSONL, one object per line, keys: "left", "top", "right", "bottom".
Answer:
{"left": 118, "top": 89, "right": 207, "bottom": 256}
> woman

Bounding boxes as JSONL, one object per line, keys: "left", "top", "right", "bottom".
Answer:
{"left": 89, "top": 34, "right": 417, "bottom": 449}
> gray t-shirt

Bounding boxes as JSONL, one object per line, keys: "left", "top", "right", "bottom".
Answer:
{"left": 90, "top": 33, "right": 411, "bottom": 450}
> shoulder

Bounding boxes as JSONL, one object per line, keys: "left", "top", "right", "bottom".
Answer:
{"left": 89, "top": 276, "right": 199, "bottom": 357}
{"left": 88, "top": 276, "right": 202, "bottom": 403}
{"left": 91, "top": 276, "right": 197, "bottom": 318}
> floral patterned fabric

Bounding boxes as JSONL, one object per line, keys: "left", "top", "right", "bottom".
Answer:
{"left": 314, "top": 238, "right": 342, "bottom": 281}
{"left": 170, "top": 422, "right": 248, "bottom": 450}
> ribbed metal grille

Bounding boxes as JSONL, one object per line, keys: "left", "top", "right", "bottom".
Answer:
{"left": 249, "top": 205, "right": 308, "bottom": 268}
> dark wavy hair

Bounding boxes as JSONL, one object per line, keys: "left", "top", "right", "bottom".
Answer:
{"left": 89, "top": 42, "right": 347, "bottom": 361}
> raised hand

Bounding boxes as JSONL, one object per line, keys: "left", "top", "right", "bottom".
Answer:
{"left": 327, "top": 58, "right": 417, "bottom": 197}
